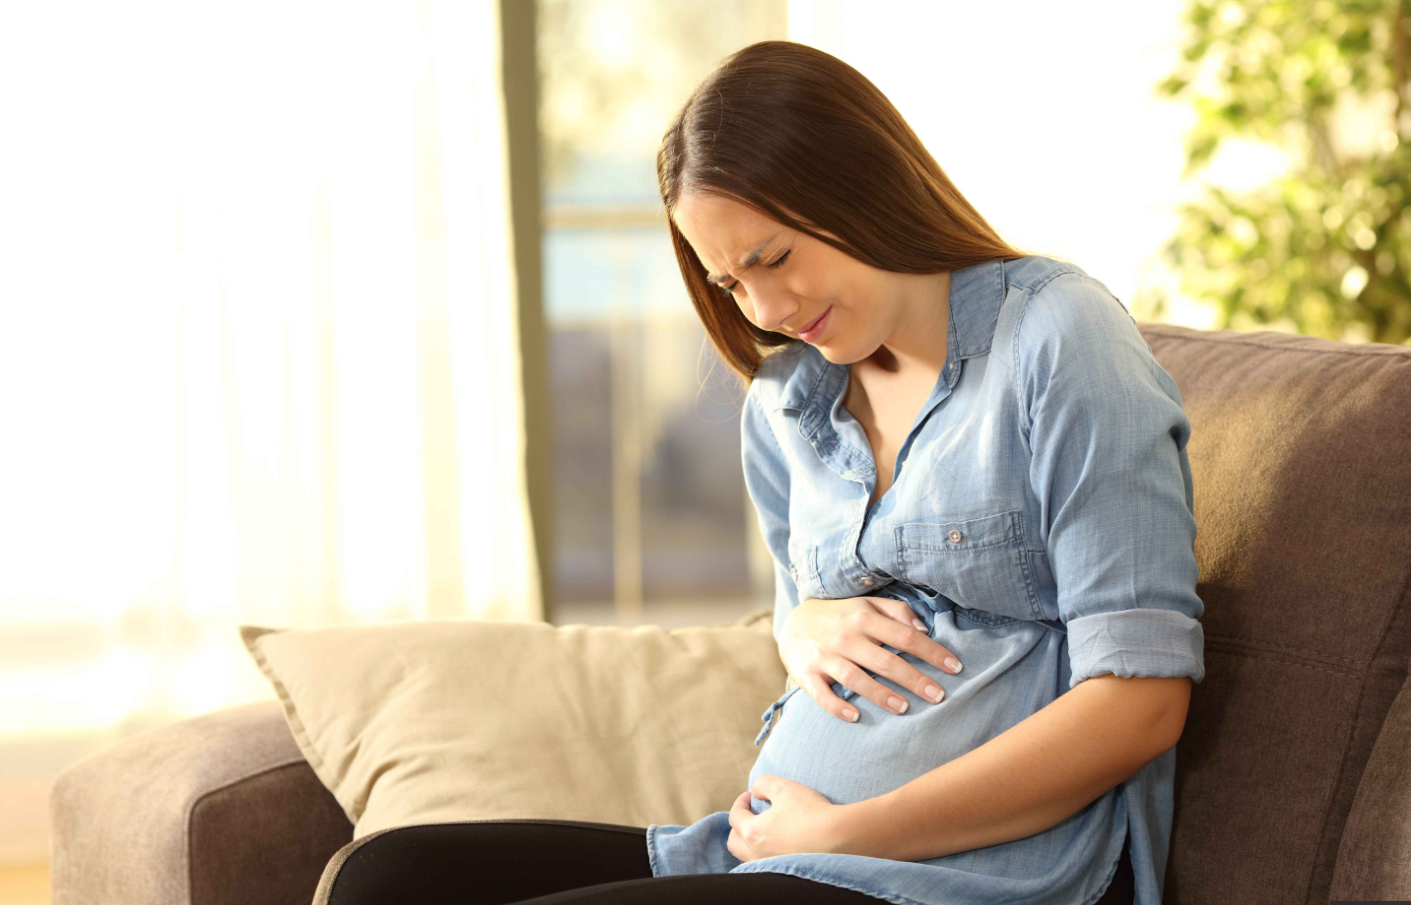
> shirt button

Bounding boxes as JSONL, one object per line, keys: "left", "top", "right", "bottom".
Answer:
{"left": 948, "top": 530, "right": 963, "bottom": 543}
{"left": 860, "top": 577, "right": 874, "bottom": 586}
{"left": 789, "top": 565, "right": 798, "bottom": 580}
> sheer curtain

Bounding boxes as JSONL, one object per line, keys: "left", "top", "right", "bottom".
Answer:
{"left": 0, "top": 0, "right": 540, "bottom": 751}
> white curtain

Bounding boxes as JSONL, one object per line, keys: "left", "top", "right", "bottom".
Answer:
{"left": 0, "top": 0, "right": 541, "bottom": 745}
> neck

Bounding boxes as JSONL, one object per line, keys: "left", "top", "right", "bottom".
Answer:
{"left": 872, "top": 270, "right": 951, "bottom": 375}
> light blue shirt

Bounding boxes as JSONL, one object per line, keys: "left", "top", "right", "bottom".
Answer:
{"left": 647, "top": 255, "right": 1206, "bottom": 905}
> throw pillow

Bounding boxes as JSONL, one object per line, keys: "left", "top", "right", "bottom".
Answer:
{"left": 238, "top": 608, "right": 785, "bottom": 839}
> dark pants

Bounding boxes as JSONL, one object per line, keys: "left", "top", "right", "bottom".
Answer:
{"left": 323, "top": 818, "right": 1135, "bottom": 905}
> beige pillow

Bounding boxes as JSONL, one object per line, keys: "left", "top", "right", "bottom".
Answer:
{"left": 239, "top": 609, "right": 786, "bottom": 839}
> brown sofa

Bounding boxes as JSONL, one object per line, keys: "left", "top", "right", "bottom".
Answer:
{"left": 49, "top": 323, "right": 1411, "bottom": 904}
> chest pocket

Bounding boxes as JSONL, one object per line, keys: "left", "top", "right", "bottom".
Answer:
{"left": 893, "top": 510, "right": 1040, "bottom": 624}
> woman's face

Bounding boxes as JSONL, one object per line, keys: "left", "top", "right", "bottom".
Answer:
{"left": 672, "top": 191, "right": 926, "bottom": 366}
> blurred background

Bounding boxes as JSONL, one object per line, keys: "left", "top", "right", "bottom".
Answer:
{"left": 1, "top": 0, "right": 1407, "bottom": 898}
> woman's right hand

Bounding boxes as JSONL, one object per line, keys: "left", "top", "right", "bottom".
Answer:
{"left": 778, "top": 596, "right": 964, "bottom": 722}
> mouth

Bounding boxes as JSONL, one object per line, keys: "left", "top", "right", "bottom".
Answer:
{"left": 797, "top": 306, "right": 832, "bottom": 343}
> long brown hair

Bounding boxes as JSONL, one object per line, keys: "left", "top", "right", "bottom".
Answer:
{"left": 657, "top": 40, "right": 1031, "bottom": 384}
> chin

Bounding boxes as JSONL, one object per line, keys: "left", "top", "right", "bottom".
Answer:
{"left": 817, "top": 342, "right": 875, "bottom": 366}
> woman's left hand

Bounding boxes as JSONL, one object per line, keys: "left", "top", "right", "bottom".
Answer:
{"left": 726, "top": 774, "right": 849, "bottom": 862}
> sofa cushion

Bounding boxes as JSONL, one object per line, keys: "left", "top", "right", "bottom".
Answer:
{"left": 239, "top": 608, "right": 785, "bottom": 839}
{"left": 1138, "top": 324, "right": 1411, "bottom": 904}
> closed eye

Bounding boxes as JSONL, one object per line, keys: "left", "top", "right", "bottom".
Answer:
{"left": 720, "top": 249, "right": 791, "bottom": 295}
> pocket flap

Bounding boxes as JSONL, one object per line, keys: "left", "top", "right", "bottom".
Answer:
{"left": 895, "top": 509, "right": 1023, "bottom": 553}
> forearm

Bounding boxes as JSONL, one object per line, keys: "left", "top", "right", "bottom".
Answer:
{"left": 832, "top": 675, "right": 1190, "bottom": 863}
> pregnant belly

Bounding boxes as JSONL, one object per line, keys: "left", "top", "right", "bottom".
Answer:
{"left": 747, "top": 609, "right": 1066, "bottom": 814}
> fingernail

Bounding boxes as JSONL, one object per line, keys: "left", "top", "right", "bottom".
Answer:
{"left": 887, "top": 696, "right": 908, "bottom": 714}
{"left": 925, "top": 684, "right": 944, "bottom": 703}
{"left": 944, "top": 657, "right": 962, "bottom": 674}
{"left": 844, "top": 708, "right": 859, "bottom": 722}
{"left": 912, "top": 619, "right": 927, "bottom": 631}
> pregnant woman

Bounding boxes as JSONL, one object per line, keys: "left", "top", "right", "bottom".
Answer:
{"left": 324, "top": 39, "right": 1202, "bottom": 905}
{"left": 644, "top": 39, "right": 1204, "bottom": 905}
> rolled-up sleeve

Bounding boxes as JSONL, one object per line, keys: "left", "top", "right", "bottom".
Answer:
{"left": 740, "top": 385, "right": 802, "bottom": 646}
{"left": 1015, "top": 273, "right": 1205, "bottom": 690}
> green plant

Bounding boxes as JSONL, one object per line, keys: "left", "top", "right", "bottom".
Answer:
{"left": 1140, "top": 0, "right": 1410, "bottom": 344}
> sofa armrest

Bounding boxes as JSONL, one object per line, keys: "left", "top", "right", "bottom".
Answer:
{"left": 50, "top": 700, "right": 353, "bottom": 905}
{"left": 1330, "top": 673, "right": 1411, "bottom": 901}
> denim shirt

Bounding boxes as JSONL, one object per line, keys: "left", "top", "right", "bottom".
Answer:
{"left": 646, "top": 255, "right": 1205, "bottom": 905}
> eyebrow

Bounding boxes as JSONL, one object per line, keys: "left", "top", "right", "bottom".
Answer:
{"left": 704, "top": 233, "right": 778, "bottom": 287}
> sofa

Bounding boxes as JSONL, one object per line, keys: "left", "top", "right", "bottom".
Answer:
{"left": 49, "top": 322, "right": 1411, "bottom": 904}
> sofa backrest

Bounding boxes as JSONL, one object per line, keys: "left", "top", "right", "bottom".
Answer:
{"left": 1138, "top": 323, "right": 1411, "bottom": 905}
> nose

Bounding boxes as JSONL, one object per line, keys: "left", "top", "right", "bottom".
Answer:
{"left": 746, "top": 281, "right": 799, "bottom": 334}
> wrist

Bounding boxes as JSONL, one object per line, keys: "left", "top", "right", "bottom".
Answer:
{"left": 828, "top": 793, "right": 891, "bottom": 858}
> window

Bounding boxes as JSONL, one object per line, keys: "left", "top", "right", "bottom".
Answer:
{"left": 537, "top": 0, "right": 786, "bottom": 626}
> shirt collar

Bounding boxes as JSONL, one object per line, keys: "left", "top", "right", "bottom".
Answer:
{"left": 776, "top": 257, "right": 1011, "bottom": 411}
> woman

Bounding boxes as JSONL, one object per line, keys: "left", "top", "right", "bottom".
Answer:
{"left": 326, "top": 40, "right": 1201, "bottom": 905}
